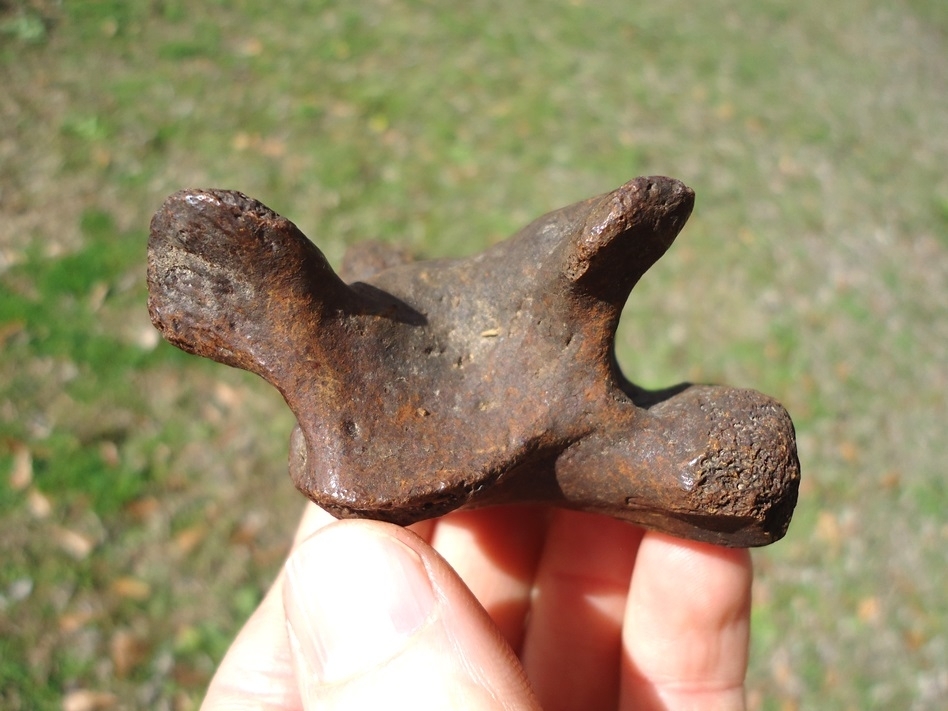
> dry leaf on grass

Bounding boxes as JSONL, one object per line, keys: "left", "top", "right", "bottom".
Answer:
{"left": 53, "top": 526, "right": 96, "bottom": 559}
{"left": 28, "top": 487, "right": 52, "bottom": 518}
{"left": 230, "top": 511, "right": 266, "bottom": 547}
{"left": 110, "top": 628, "right": 150, "bottom": 677}
{"left": 173, "top": 524, "right": 208, "bottom": 555}
{"left": 61, "top": 690, "right": 117, "bottom": 711}
{"left": 111, "top": 577, "right": 151, "bottom": 601}
{"left": 59, "top": 608, "right": 99, "bottom": 634}
{"left": 9, "top": 442, "right": 33, "bottom": 490}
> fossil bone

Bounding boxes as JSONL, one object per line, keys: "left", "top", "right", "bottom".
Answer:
{"left": 147, "top": 176, "right": 799, "bottom": 547}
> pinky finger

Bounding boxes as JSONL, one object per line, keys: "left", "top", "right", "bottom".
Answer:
{"left": 620, "top": 532, "right": 752, "bottom": 711}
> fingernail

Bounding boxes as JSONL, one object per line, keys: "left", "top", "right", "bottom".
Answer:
{"left": 283, "top": 525, "right": 435, "bottom": 684}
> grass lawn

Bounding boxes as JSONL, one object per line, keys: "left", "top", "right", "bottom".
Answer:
{"left": 1, "top": 0, "right": 946, "bottom": 708}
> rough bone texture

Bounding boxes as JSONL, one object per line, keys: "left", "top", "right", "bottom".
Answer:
{"left": 147, "top": 176, "right": 800, "bottom": 547}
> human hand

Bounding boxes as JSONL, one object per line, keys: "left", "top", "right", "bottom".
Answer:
{"left": 200, "top": 503, "right": 752, "bottom": 710}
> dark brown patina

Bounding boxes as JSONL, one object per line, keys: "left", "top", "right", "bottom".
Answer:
{"left": 147, "top": 176, "right": 799, "bottom": 547}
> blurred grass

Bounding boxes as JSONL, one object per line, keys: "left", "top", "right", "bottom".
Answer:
{"left": 1, "top": 0, "right": 946, "bottom": 708}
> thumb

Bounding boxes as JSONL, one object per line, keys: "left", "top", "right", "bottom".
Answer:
{"left": 282, "top": 519, "right": 539, "bottom": 710}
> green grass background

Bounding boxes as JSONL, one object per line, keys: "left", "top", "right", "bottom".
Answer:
{"left": 1, "top": 0, "right": 946, "bottom": 708}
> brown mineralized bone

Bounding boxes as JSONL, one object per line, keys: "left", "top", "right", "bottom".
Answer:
{"left": 147, "top": 176, "right": 799, "bottom": 547}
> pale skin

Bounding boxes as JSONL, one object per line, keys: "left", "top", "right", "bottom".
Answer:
{"left": 201, "top": 503, "right": 752, "bottom": 710}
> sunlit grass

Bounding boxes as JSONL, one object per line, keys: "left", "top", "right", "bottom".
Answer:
{"left": 1, "top": 0, "right": 946, "bottom": 707}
